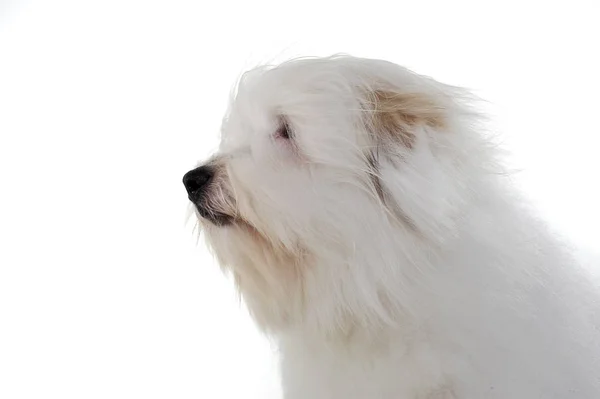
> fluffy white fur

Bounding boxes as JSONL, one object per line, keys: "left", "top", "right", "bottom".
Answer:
{"left": 189, "top": 55, "right": 600, "bottom": 398}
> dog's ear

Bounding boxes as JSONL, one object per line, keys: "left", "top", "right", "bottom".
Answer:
{"left": 368, "top": 90, "right": 445, "bottom": 149}
{"left": 364, "top": 90, "right": 446, "bottom": 231}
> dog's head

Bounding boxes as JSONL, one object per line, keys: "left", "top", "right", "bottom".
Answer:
{"left": 184, "top": 56, "right": 491, "bottom": 334}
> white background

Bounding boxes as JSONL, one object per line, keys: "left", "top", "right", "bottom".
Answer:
{"left": 0, "top": 0, "right": 598, "bottom": 398}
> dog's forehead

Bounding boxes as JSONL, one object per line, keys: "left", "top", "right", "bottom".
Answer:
{"left": 237, "top": 60, "right": 356, "bottom": 101}
{"left": 219, "top": 84, "right": 274, "bottom": 149}
{"left": 217, "top": 59, "right": 370, "bottom": 156}
{"left": 219, "top": 66, "right": 315, "bottom": 147}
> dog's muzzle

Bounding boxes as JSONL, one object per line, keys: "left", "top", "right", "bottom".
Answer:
{"left": 183, "top": 166, "right": 233, "bottom": 226}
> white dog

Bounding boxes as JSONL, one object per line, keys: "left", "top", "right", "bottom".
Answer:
{"left": 183, "top": 55, "right": 600, "bottom": 398}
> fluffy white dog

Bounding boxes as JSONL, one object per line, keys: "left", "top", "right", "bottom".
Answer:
{"left": 183, "top": 55, "right": 600, "bottom": 398}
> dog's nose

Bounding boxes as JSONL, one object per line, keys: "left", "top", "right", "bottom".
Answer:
{"left": 183, "top": 166, "right": 214, "bottom": 201}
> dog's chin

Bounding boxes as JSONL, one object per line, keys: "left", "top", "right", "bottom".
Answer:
{"left": 195, "top": 205, "right": 234, "bottom": 227}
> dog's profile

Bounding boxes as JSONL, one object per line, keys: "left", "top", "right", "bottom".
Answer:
{"left": 183, "top": 55, "right": 600, "bottom": 398}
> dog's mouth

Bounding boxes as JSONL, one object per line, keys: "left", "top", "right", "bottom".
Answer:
{"left": 193, "top": 201, "right": 234, "bottom": 227}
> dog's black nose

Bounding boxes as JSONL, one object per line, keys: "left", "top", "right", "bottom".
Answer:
{"left": 183, "top": 166, "right": 213, "bottom": 201}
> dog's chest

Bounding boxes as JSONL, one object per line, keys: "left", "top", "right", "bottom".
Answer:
{"left": 279, "top": 334, "right": 464, "bottom": 399}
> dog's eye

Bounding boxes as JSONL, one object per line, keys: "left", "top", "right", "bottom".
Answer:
{"left": 274, "top": 120, "right": 292, "bottom": 140}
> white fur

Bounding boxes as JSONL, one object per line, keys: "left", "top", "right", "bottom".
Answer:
{"left": 191, "top": 55, "right": 600, "bottom": 398}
